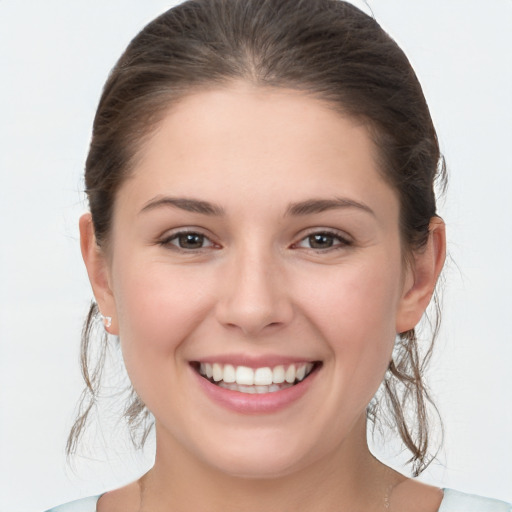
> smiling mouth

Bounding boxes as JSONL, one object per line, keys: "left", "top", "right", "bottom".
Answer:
{"left": 192, "top": 361, "right": 321, "bottom": 394}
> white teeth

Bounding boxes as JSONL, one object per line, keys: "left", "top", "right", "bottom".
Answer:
{"left": 218, "top": 382, "right": 294, "bottom": 394}
{"left": 285, "top": 364, "right": 296, "bottom": 383}
{"left": 212, "top": 363, "right": 223, "bottom": 382}
{"left": 236, "top": 366, "right": 254, "bottom": 385}
{"left": 198, "top": 362, "right": 316, "bottom": 389}
{"left": 272, "top": 365, "right": 285, "bottom": 384}
{"left": 254, "top": 367, "right": 273, "bottom": 386}
{"left": 223, "top": 364, "right": 236, "bottom": 383}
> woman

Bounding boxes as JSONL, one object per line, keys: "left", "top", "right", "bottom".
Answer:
{"left": 45, "top": 0, "right": 511, "bottom": 510}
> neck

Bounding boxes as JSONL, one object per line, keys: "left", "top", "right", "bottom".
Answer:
{"left": 140, "top": 415, "right": 403, "bottom": 512}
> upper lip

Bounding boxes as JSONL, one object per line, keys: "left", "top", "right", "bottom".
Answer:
{"left": 191, "top": 354, "right": 320, "bottom": 368}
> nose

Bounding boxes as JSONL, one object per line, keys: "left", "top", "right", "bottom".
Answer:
{"left": 215, "top": 245, "right": 294, "bottom": 337}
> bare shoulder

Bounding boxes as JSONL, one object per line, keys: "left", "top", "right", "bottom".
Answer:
{"left": 390, "top": 479, "right": 444, "bottom": 512}
{"left": 96, "top": 481, "right": 140, "bottom": 512}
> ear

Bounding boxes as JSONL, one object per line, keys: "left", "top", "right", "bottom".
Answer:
{"left": 395, "top": 217, "right": 446, "bottom": 334}
{"left": 79, "top": 213, "right": 118, "bottom": 335}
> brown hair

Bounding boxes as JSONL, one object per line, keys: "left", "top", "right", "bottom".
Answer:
{"left": 69, "top": 0, "right": 446, "bottom": 476}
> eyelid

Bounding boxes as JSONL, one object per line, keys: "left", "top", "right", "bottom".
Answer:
{"left": 156, "top": 227, "right": 352, "bottom": 252}
{"left": 292, "top": 228, "right": 353, "bottom": 250}
{"left": 158, "top": 228, "right": 220, "bottom": 251}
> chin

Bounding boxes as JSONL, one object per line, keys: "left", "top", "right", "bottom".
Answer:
{"left": 191, "top": 430, "right": 322, "bottom": 480}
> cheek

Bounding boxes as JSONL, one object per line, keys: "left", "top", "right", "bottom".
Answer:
{"left": 309, "top": 257, "right": 400, "bottom": 316}
{"left": 109, "top": 258, "right": 220, "bottom": 415}
{"left": 111, "top": 257, "right": 216, "bottom": 361}
{"left": 280, "top": 255, "right": 404, "bottom": 442}
{"left": 295, "top": 254, "right": 402, "bottom": 366}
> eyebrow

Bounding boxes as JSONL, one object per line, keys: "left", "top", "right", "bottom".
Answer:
{"left": 140, "top": 196, "right": 225, "bottom": 216}
{"left": 139, "top": 195, "right": 374, "bottom": 218}
{"left": 285, "top": 197, "right": 375, "bottom": 217}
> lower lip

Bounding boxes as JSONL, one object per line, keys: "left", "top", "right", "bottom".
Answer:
{"left": 193, "top": 367, "right": 319, "bottom": 414}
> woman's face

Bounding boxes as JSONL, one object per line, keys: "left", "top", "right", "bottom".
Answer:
{"left": 91, "top": 84, "right": 423, "bottom": 477}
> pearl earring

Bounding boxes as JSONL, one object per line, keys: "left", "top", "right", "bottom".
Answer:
{"left": 102, "top": 315, "right": 112, "bottom": 329}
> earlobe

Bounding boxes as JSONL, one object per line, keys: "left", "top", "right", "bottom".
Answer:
{"left": 79, "top": 213, "right": 118, "bottom": 334}
{"left": 395, "top": 217, "right": 446, "bottom": 334}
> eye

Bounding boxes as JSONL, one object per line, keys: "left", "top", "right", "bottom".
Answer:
{"left": 294, "top": 231, "right": 352, "bottom": 250}
{"left": 160, "top": 231, "right": 216, "bottom": 250}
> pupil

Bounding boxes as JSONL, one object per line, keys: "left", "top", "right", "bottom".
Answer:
{"left": 179, "top": 233, "right": 204, "bottom": 249}
{"left": 309, "top": 234, "right": 333, "bottom": 248}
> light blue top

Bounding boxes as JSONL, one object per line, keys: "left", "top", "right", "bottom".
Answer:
{"left": 438, "top": 490, "right": 511, "bottom": 511}
{"left": 45, "top": 495, "right": 101, "bottom": 512}
{"left": 45, "top": 489, "right": 511, "bottom": 511}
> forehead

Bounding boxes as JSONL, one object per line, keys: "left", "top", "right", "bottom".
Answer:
{"left": 117, "top": 83, "right": 398, "bottom": 219}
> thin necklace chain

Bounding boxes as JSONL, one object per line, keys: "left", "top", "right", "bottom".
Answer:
{"left": 384, "top": 482, "right": 393, "bottom": 510}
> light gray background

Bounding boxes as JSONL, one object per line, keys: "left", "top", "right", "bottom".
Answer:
{"left": 1, "top": 1, "right": 511, "bottom": 511}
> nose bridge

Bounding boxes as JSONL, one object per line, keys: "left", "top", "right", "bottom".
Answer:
{"left": 216, "top": 238, "right": 292, "bottom": 336}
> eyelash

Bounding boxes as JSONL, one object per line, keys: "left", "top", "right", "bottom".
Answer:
{"left": 159, "top": 229, "right": 352, "bottom": 252}
{"left": 159, "top": 230, "right": 218, "bottom": 251}
{"left": 292, "top": 230, "right": 353, "bottom": 251}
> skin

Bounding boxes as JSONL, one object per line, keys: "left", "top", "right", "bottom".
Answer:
{"left": 81, "top": 83, "right": 446, "bottom": 512}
